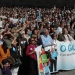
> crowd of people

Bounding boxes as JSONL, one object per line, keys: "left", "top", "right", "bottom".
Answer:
{"left": 0, "top": 6, "right": 75, "bottom": 75}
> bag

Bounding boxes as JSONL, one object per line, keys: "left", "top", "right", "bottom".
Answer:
{"left": 13, "top": 58, "right": 21, "bottom": 68}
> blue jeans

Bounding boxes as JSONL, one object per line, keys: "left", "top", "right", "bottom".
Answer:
{"left": 45, "top": 72, "right": 50, "bottom": 75}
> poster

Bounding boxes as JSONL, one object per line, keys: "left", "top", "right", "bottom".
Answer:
{"left": 35, "top": 45, "right": 58, "bottom": 75}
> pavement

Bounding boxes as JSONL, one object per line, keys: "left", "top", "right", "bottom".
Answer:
{"left": 51, "top": 69, "right": 75, "bottom": 75}
{"left": 1, "top": 68, "right": 75, "bottom": 75}
{"left": 11, "top": 67, "right": 19, "bottom": 75}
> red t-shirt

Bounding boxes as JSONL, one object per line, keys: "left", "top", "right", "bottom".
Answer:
{"left": 41, "top": 51, "right": 46, "bottom": 54}
{"left": 26, "top": 44, "right": 36, "bottom": 60}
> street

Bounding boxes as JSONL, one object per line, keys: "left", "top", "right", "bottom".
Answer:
{"left": 51, "top": 69, "right": 75, "bottom": 75}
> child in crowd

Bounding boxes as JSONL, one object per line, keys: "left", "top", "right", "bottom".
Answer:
{"left": 1, "top": 59, "right": 12, "bottom": 75}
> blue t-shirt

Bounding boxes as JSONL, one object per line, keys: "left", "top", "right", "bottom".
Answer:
{"left": 41, "top": 35, "right": 53, "bottom": 47}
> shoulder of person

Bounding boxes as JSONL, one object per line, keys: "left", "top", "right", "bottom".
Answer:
{"left": 7, "top": 48, "right": 10, "bottom": 51}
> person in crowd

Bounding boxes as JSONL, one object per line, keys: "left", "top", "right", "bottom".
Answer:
{"left": 0, "top": 41, "right": 10, "bottom": 64}
{"left": 0, "top": 41, "right": 12, "bottom": 75}
{"left": 51, "top": 33, "right": 59, "bottom": 46}
{"left": 32, "top": 34, "right": 38, "bottom": 46}
{"left": 69, "top": 30, "right": 74, "bottom": 40}
{"left": 50, "top": 25, "right": 56, "bottom": 36}
{"left": 26, "top": 37, "right": 38, "bottom": 75}
{"left": 3, "top": 32, "right": 12, "bottom": 49}
{"left": 63, "top": 27, "right": 74, "bottom": 41}
{"left": 10, "top": 38, "right": 21, "bottom": 68}
{"left": 39, "top": 28, "right": 53, "bottom": 47}
{"left": 32, "top": 29, "right": 40, "bottom": 39}
{"left": 57, "top": 27, "right": 65, "bottom": 41}
{"left": 71, "top": 22, "right": 75, "bottom": 39}
{"left": 19, "top": 30, "right": 28, "bottom": 56}
{"left": 0, "top": 33, "right": 3, "bottom": 45}
{"left": 25, "top": 28, "right": 31, "bottom": 42}
{"left": 50, "top": 34, "right": 59, "bottom": 72}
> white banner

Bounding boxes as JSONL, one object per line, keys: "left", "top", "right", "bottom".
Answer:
{"left": 57, "top": 41, "right": 75, "bottom": 70}
{"left": 35, "top": 40, "right": 75, "bottom": 75}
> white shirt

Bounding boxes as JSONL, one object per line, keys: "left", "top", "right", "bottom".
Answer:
{"left": 24, "top": 34, "right": 30, "bottom": 42}
{"left": 64, "top": 34, "right": 74, "bottom": 41}
{"left": 53, "top": 39, "right": 59, "bottom": 49}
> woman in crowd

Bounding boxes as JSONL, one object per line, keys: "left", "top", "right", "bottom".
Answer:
{"left": 26, "top": 37, "right": 38, "bottom": 75}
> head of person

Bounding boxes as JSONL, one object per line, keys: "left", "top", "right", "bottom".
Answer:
{"left": 63, "top": 27, "right": 68, "bottom": 35}
{"left": 43, "top": 62, "right": 48, "bottom": 66}
{"left": 60, "top": 21, "right": 65, "bottom": 28}
{"left": 67, "top": 25, "right": 71, "bottom": 31}
{"left": 32, "top": 29, "right": 38, "bottom": 35}
{"left": 69, "top": 30, "right": 74, "bottom": 38}
{"left": 25, "top": 28, "right": 31, "bottom": 35}
{"left": 12, "top": 39, "right": 18, "bottom": 47}
{"left": 43, "top": 28, "right": 49, "bottom": 36}
{"left": 28, "top": 37, "right": 35, "bottom": 45}
{"left": 30, "top": 24, "right": 35, "bottom": 31}
{"left": 20, "top": 30, "right": 25, "bottom": 38}
{"left": 32, "top": 34, "right": 37, "bottom": 42}
{"left": 2, "top": 41, "right": 8, "bottom": 53}
{"left": 41, "top": 48, "right": 45, "bottom": 52}
{"left": 51, "top": 33, "right": 57, "bottom": 40}
{"left": 47, "top": 27, "right": 51, "bottom": 33}
{"left": 2, "top": 59, "right": 10, "bottom": 67}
